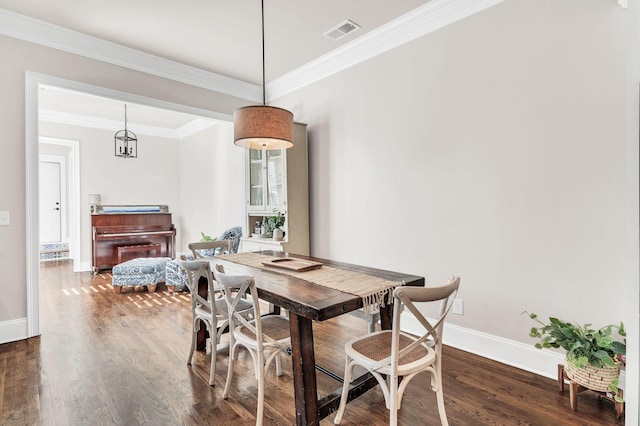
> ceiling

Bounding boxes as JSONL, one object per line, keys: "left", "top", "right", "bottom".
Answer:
{"left": 2, "top": 1, "right": 432, "bottom": 134}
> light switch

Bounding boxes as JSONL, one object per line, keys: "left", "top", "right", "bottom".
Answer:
{"left": 0, "top": 211, "right": 10, "bottom": 226}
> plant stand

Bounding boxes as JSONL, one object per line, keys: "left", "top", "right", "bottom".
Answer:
{"left": 557, "top": 364, "right": 624, "bottom": 419}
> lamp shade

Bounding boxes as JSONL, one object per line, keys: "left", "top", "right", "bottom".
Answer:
{"left": 88, "top": 194, "right": 101, "bottom": 205}
{"left": 234, "top": 105, "right": 294, "bottom": 150}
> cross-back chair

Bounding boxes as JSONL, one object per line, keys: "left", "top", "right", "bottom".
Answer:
{"left": 212, "top": 264, "right": 291, "bottom": 426}
{"left": 181, "top": 260, "right": 252, "bottom": 386}
{"left": 334, "top": 275, "right": 460, "bottom": 426}
{"left": 188, "top": 239, "right": 232, "bottom": 260}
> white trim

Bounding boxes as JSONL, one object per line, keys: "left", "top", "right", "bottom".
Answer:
{"left": 0, "top": 8, "right": 260, "bottom": 102}
{"left": 401, "top": 312, "right": 626, "bottom": 391}
{"left": 0, "top": 318, "right": 28, "bottom": 345}
{"left": 37, "top": 77, "right": 233, "bottom": 123}
{"left": 268, "top": 0, "right": 506, "bottom": 100}
{"left": 1, "top": 2, "right": 504, "bottom": 103}
{"left": 40, "top": 137, "right": 81, "bottom": 272}
{"left": 39, "top": 109, "right": 217, "bottom": 140}
{"left": 176, "top": 118, "right": 218, "bottom": 139}
{"left": 79, "top": 261, "right": 92, "bottom": 272}
{"left": 25, "top": 73, "right": 40, "bottom": 339}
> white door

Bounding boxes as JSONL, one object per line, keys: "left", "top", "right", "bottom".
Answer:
{"left": 39, "top": 161, "right": 62, "bottom": 243}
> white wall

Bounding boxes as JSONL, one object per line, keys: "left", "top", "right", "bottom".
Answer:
{"left": 39, "top": 121, "right": 182, "bottom": 266}
{"left": 277, "top": 0, "right": 630, "bottom": 356}
{"left": 178, "top": 121, "right": 245, "bottom": 252}
{"left": 1, "top": 1, "right": 637, "bottom": 422}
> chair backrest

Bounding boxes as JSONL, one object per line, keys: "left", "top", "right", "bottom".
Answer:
{"left": 218, "top": 226, "right": 242, "bottom": 253}
{"left": 179, "top": 260, "right": 217, "bottom": 313}
{"left": 391, "top": 276, "right": 460, "bottom": 365}
{"left": 188, "top": 240, "right": 232, "bottom": 259}
{"left": 212, "top": 264, "right": 265, "bottom": 345}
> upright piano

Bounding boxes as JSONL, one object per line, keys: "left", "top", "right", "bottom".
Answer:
{"left": 91, "top": 205, "right": 176, "bottom": 273}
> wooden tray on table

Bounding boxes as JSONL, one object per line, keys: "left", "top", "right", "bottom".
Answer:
{"left": 262, "top": 257, "right": 323, "bottom": 272}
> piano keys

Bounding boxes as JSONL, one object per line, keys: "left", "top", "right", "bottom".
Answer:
{"left": 91, "top": 205, "right": 176, "bottom": 273}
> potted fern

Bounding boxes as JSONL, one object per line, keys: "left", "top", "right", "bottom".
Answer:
{"left": 524, "top": 311, "right": 626, "bottom": 400}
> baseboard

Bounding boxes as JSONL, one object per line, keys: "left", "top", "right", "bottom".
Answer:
{"left": 0, "top": 318, "right": 28, "bottom": 344}
{"left": 400, "top": 312, "right": 626, "bottom": 391}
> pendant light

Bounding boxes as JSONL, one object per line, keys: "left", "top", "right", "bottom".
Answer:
{"left": 114, "top": 104, "right": 137, "bottom": 158}
{"left": 234, "top": 0, "right": 294, "bottom": 150}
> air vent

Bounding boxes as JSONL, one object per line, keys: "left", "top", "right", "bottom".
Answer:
{"left": 324, "top": 19, "right": 361, "bottom": 41}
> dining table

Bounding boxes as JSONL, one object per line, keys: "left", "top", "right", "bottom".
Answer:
{"left": 205, "top": 250, "right": 425, "bottom": 426}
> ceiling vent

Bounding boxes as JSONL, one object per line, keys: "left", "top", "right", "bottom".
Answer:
{"left": 324, "top": 19, "right": 361, "bottom": 41}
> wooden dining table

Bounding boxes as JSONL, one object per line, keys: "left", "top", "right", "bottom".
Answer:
{"left": 206, "top": 250, "right": 425, "bottom": 426}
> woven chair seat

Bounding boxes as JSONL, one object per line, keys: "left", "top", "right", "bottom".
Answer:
{"left": 238, "top": 315, "right": 291, "bottom": 342}
{"left": 215, "top": 298, "right": 252, "bottom": 315}
{"left": 351, "top": 332, "right": 434, "bottom": 366}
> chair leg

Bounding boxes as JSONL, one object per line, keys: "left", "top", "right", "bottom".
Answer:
{"left": 275, "top": 352, "right": 283, "bottom": 376}
{"left": 333, "top": 358, "right": 353, "bottom": 425}
{"left": 434, "top": 374, "right": 449, "bottom": 426}
{"left": 256, "top": 350, "right": 266, "bottom": 426}
{"left": 389, "top": 373, "right": 399, "bottom": 426}
{"left": 187, "top": 319, "right": 197, "bottom": 365}
{"left": 208, "top": 332, "right": 216, "bottom": 386}
{"left": 223, "top": 342, "right": 237, "bottom": 399}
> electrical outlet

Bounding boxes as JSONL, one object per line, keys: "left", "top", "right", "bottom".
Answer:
{"left": 452, "top": 298, "right": 464, "bottom": 315}
{"left": 0, "top": 211, "right": 10, "bottom": 226}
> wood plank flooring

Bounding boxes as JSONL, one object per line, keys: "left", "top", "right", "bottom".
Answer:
{"left": 0, "top": 260, "right": 624, "bottom": 425}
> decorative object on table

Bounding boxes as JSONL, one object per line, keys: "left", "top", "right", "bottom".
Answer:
{"left": 524, "top": 311, "right": 626, "bottom": 400}
{"left": 261, "top": 257, "right": 322, "bottom": 272}
{"left": 264, "top": 210, "right": 285, "bottom": 240}
{"left": 233, "top": 0, "right": 294, "bottom": 151}
{"left": 114, "top": 104, "right": 137, "bottom": 158}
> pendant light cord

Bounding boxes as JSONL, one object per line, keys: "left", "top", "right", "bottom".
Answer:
{"left": 261, "top": 0, "right": 266, "bottom": 106}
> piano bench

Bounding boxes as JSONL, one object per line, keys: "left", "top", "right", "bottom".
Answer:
{"left": 112, "top": 257, "right": 171, "bottom": 294}
{"left": 117, "top": 243, "right": 161, "bottom": 264}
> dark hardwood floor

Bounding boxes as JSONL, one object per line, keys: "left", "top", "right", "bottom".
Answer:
{"left": 0, "top": 260, "right": 623, "bottom": 425}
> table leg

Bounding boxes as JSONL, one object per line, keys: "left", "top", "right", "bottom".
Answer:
{"left": 196, "top": 275, "right": 208, "bottom": 351}
{"left": 379, "top": 302, "right": 392, "bottom": 330}
{"left": 289, "top": 312, "right": 319, "bottom": 426}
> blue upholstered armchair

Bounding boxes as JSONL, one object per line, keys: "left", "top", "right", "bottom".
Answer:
{"left": 165, "top": 226, "right": 243, "bottom": 292}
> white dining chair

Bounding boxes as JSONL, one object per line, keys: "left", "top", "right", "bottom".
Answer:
{"left": 188, "top": 239, "right": 232, "bottom": 259}
{"left": 181, "top": 260, "right": 252, "bottom": 386}
{"left": 213, "top": 264, "right": 291, "bottom": 426}
{"left": 334, "top": 276, "right": 460, "bottom": 426}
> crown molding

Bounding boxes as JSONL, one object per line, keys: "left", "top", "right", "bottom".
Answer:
{"left": 39, "top": 109, "right": 216, "bottom": 139}
{"left": 2, "top": 1, "right": 504, "bottom": 103}
{"left": 268, "top": 0, "right": 505, "bottom": 100}
{"left": 0, "top": 8, "right": 261, "bottom": 102}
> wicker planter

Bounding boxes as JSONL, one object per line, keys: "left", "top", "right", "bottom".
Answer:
{"left": 564, "top": 357, "right": 621, "bottom": 393}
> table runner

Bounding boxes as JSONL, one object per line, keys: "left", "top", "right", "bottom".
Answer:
{"left": 216, "top": 252, "right": 404, "bottom": 315}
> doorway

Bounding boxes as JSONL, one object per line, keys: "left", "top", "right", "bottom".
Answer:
{"left": 39, "top": 138, "right": 80, "bottom": 269}
{"left": 26, "top": 72, "right": 231, "bottom": 338}
{"left": 39, "top": 158, "right": 63, "bottom": 244}
{"left": 39, "top": 155, "right": 68, "bottom": 263}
